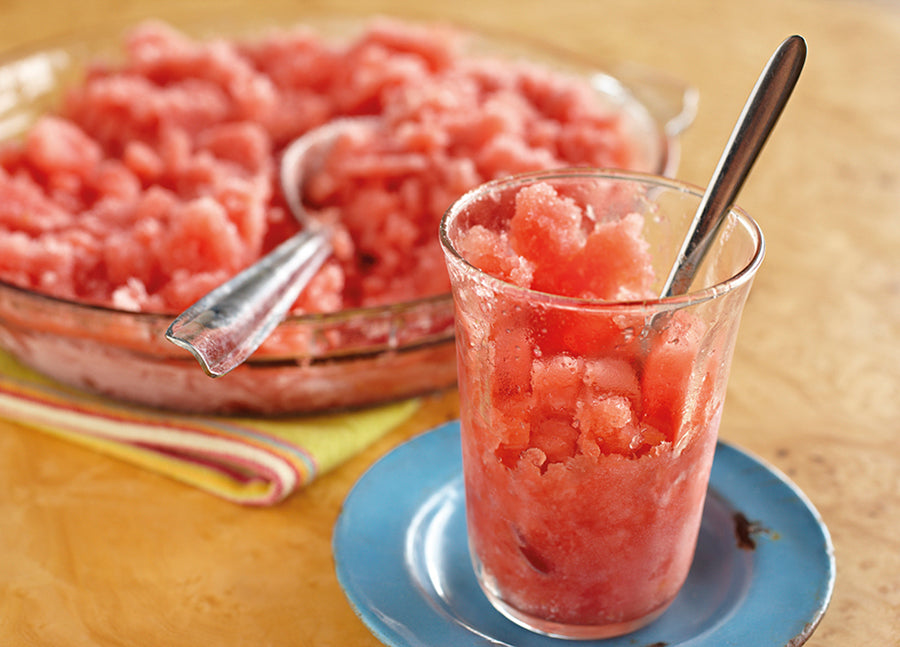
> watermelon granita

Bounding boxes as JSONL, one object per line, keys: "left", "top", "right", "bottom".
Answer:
{"left": 440, "top": 170, "right": 763, "bottom": 638}
{"left": 0, "top": 18, "right": 650, "bottom": 318}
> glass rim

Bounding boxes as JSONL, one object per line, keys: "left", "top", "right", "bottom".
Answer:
{"left": 439, "top": 167, "right": 765, "bottom": 311}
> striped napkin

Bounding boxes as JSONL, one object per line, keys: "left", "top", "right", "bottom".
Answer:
{"left": 0, "top": 350, "right": 419, "bottom": 506}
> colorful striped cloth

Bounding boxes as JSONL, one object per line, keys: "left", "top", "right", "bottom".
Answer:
{"left": 0, "top": 350, "right": 419, "bottom": 506}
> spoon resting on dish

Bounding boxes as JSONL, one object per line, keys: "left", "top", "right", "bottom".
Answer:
{"left": 165, "top": 117, "right": 377, "bottom": 378}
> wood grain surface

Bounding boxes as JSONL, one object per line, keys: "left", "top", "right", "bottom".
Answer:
{"left": 0, "top": 0, "right": 897, "bottom": 645}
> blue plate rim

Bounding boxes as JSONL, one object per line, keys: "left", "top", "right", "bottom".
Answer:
{"left": 333, "top": 420, "right": 835, "bottom": 646}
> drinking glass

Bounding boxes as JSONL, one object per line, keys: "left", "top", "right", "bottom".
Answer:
{"left": 440, "top": 169, "right": 764, "bottom": 639}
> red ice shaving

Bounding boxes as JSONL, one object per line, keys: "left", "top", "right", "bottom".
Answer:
{"left": 0, "top": 19, "right": 639, "bottom": 314}
{"left": 451, "top": 181, "right": 724, "bottom": 631}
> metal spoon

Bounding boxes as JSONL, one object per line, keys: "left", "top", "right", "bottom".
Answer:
{"left": 660, "top": 34, "right": 806, "bottom": 297}
{"left": 165, "top": 117, "right": 377, "bottom": 377}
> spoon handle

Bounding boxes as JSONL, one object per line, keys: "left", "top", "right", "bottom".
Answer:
{"left": 165, "top": 228, "right": 331, "bottom": 377}
{"left": 661, "top": 35, "right": 807, "bottom": 297}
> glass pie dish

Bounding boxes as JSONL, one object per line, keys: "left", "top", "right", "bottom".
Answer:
{"left": 0, "top": 12, "right": 696, "bottom": 414}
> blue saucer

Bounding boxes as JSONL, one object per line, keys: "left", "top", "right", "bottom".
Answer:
{"left": 333, "top": 421, "right": 834, "bottom": 646}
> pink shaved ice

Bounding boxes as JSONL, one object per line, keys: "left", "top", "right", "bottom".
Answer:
{"left": 0, "top": 18, "right": 643, "bottom": 315}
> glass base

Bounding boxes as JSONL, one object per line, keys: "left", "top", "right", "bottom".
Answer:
{"left": 475, "top": 562, "right": 672, "bottom": 641}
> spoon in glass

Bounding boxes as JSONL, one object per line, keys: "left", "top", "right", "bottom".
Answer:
{"left": 165, "top": 117, "right": 377, "bottom": 377}
{"left": 659, "top": 34, "right": 806, "bottom": 297}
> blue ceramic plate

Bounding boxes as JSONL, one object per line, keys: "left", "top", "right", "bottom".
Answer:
{"left": 333, "top": 421, "right": 835, "bottom": 646}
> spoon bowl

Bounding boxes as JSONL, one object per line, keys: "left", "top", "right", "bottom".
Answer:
{"left": 165, "top": 117, "right": 379, "bottom": 377}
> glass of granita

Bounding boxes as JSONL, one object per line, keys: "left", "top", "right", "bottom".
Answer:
{"left": 439, "top": 168, "right": 764, "bottom": 639}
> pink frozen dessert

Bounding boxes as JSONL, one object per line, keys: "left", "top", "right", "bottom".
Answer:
{"left": 0, "top": 19, "right": 659, "bottom": 413}
{"left": 0, "top": 18, "right": 644, "bottom": 315}
{"left": 442, "top": 174, "right": 749, "bottom": 636}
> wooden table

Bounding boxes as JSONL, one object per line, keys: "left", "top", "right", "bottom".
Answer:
{"left": 0, "top": 0, "right": 897, "bottom": 644}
